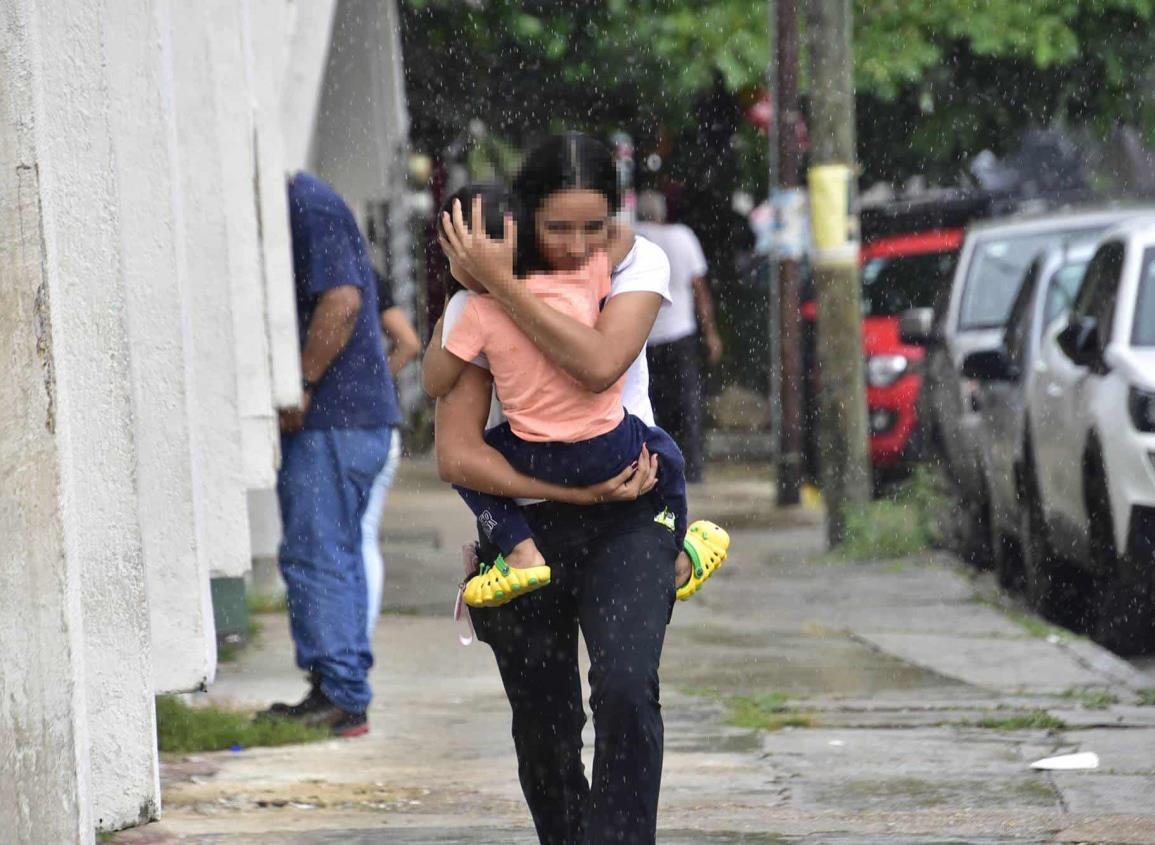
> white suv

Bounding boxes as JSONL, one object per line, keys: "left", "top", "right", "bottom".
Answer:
{"left": 1023, "top": 218, "right": 1155, "bottom": 652}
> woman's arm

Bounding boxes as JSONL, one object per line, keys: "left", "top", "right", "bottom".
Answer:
{"left": 607, "top": 220, "right": 636, "bottom": 268}
{"left": 440, "top": 198, "right": 663, "bottom": 393}
{"left": 421, "top": 314, "right": 469, "bottom": 398}
{"left": 436, "top": 364, "right": 658, "bottom": 503}
{"left": 380, "top": 306, "right": 422, "bottom": 376}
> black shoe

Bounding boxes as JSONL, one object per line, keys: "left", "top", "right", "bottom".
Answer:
{"left": 256, "top": 671, "right": 322, "bottom": 720}
{"left": 256, "top": 683, "right": 368, "bottom": 738}
{"left": 320, "top": 707, "right": 370, "bottom": 738}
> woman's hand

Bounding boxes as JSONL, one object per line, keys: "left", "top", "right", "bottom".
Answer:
{"left": 439, "top": 195, "right": 517, "bottom": 293}
{"left": 570, "top": 445, "right": 659, "bottom": 505}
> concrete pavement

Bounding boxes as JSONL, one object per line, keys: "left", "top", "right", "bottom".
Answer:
{"left": 114, "top": 460, "right": 1155, "bottom": 844}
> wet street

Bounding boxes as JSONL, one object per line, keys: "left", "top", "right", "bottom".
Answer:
{"left": 114, "top": 462, "right": 1155, "bottom": 845}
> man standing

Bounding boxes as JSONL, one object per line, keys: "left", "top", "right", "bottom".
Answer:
{"left": 265, "top": 172, "right": 398, "bottom": 736}
{"left": 635, "top": 190, "right": 723, "bottom": 483}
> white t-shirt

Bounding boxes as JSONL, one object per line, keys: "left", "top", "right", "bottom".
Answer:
{"left": 634, "top": 222, "right": 708, "bottom": 345}
{"left": 441, "top": 234, "right": 672, "bottom": 429}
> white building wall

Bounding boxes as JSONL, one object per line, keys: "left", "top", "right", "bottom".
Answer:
{"left": 167, "top": 0, "right": 253, "bottom": 580}
{"left": 22, "top": 0, "right": 161, "bottom": 831}
{"left": 206, "top": 0, "right": 280, "bottom": 491}
{"left": 0, "top": 6, "right": 94, "bottom": 840}
{"left": 314, "top": 0, "right": 410, "bottom": 208}
{"left": 281, "top": 0, "right": 338, "bottom": 173}
{"left": 246, "top": 0, "right": 303, "bottom": 410}
{"left": 2, "top": 1, "right": 413, "bottom": 836}
{"left": 103, "top": 0, "right": 217, "bottom": 696}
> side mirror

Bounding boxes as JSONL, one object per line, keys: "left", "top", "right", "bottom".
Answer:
{"left": 899, "top": 308, "right": 937, "bottom": 346}
{"left": 962, "top": 349, "right": 1015, "bottom": 381}
{"left": 1058, "top": 316, "right": 1099, "bottom": 367}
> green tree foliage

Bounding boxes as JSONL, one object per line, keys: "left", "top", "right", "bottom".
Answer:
{"left": 400, "top": 0, "right": 1155, "bottom": 182}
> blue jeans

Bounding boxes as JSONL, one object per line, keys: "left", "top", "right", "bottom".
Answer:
{"left": 455, "top": 414, "right": 688, "bottom": 556}
{"left": 277, "top": 426, "right": 391, "bottom": 714}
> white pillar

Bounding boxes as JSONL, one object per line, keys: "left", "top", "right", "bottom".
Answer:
{"left": 0, "top": 10, "right": 94, "bottom": 841}
{"left": 3, "top": 0, "right": 161, "bottom": 832}
{"left": 314, "top": 0, "right": 411, "bottom": 209}
{"left": 247, "top": 0, "right": 303, "bottom": 410}
{"left": 102, "top": 0, "right": 217, "bottom": 695}
{"left": 281, "top": 0, "right": 338, "bottom": 173}
{"left": 166, "top": 0, "right": 253, "bottom": 579}
{"left": 206, "top": 0, "right": 280, "bottom": 490}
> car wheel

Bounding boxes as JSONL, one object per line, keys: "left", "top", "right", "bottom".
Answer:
{"left": 959, "top": 481, "right": 993, "bottom": 570}
{"left": 1087, "top": 444, "right": 1155, "bottom": 654}
{"left": 992, "top": 528, "right": 1023, "bottom": 591}
{"left": 1020, "top": 451, "right": 1091, "bottom": 630}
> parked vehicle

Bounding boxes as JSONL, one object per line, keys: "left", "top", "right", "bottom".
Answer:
{"left": 902, "top": 208, "right": 1155, "bottom": 565}
{"left": 801, "top": 192, "right": 1004, "bottom": 482}
{"left": 1016, "top": 218, "right": 1155, "bottom": 652}
{"left": 860, "top": 232, "right": 960, "bottom": 477}
{"left": 963, "top": 242, "right": 1095, "bottom": 588}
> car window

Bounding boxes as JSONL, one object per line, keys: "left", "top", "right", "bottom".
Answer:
{"left": 1133, "top": 247, "right": 1155, "bottom": 347}
{"left": 958, "top": 227, "right": 1101, "bottom": 330}
{"left": 1003, "top": 259, "right": 1039, "bottom": 371}
{"left": 1072, "top": 241, "right": 1125, "bottom": 350}
{"left": 1043, "top": 259, "right": 1089, "bottom": 325}
{"left": 861, "top": 251, "right": 958, "bottom": 317}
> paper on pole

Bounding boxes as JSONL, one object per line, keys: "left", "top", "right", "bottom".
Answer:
{"left": 1029, "top": 752, "right": 1099, "bottom": 771}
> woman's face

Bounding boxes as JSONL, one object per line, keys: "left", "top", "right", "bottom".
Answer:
{"left": 534, "top": 189, "right": 611, "bottom": 272}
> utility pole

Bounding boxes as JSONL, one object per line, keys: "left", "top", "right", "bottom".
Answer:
{"left": 766, "top": 0, "right": 782, "bottom": 496}
{"left": 775, "top": 0, "right": 803, "bottom": 506}
{"left": 806, "top": 0, "right": 871, "bottom": 545}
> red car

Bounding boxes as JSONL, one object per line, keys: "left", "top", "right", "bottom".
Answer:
{"left": 859, "top": 230, "right": 961, "bottom": 472}
{"left": 801, "top": 192, "right": 1011, "bottom": 479}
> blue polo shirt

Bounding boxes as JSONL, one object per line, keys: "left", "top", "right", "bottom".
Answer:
{"left": 288, "top": 172, "right": 400, "bottom": 430}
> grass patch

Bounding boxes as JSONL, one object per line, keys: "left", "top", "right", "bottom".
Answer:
{"left": 247, "top": 592, "right": 288, "bottom": 614}
{"left": 1061, "top": 688, "right": 1119, "bottom": 710}
{"left": 1138, "top": 688, "right": 1155, "bottom": 706}
{"left": 217, "top": 617, "right": 263, "bottom": 664}
{"left": 682, "top": 687, "right": 816, "bottom": 732}
{"left": 973, "top": 594, "right": 1074, "bottom": 642}
{"left": 155, "top": 695, "right": 329, "bottom": 755}
{"left": 726, "top": 693, "right": 815, "bottom": 732}
{"left": 968, "top": 710, "right": 1068, "bottom": 731}
{"left": 831, "top": 468, "right": 944, "bottom": 561}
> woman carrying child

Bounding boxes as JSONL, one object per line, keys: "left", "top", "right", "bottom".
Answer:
{"left": 430, "top": 132, "right": 726, "bottom": 845}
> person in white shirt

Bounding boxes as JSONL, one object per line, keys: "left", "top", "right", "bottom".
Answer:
{"left": 635, "top": 190, "right": 722, "bottom": 483}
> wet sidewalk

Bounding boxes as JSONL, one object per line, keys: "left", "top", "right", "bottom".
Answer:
{"left": 115, "top": 461, "right": 1155, "bottom": 844}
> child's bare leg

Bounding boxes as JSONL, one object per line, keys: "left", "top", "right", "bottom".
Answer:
{"left": 506, "top": 537, "right": 547, "bottom": 570}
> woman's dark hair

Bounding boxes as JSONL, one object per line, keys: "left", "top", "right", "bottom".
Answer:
{"left": 438, "top": 182, "right": 512, "bottom": 296}
{"left": 512, "top": 132, "right": 620, "bottom": 274}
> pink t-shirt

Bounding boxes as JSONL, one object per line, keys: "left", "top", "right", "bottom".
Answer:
{"left": 444, "top": 253, "right": 625, "bottom": 443}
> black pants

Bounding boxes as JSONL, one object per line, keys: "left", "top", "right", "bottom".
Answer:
{"left": 470, "top": 495, "right": 679, "bottom": 845}
{"left": 646, "top": 334, "right": 704, "bottom": 482}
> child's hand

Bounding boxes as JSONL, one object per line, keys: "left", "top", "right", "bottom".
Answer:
{"left": 440, "top": 195, "right": 517, "bottom": 293}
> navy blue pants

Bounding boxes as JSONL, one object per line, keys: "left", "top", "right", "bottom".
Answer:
{"left": 469, "top": 494, "right": 679, "bottom": 845}
{"left": 277, "top": 426, "right": 392, "bottom": 714}
{"left": 455, "top": 414, "right": 687, "bottom": 556}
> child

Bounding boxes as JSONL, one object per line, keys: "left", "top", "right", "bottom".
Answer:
{"left": 427, "top": 184, "right": 728, "bottom": 608}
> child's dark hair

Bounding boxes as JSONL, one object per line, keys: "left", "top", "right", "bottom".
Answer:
{"left": 512, "top": 132, "right": 620, "bottom": 274}
{"left": 439, "top": 182, "right": 512, "bottom": 296}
